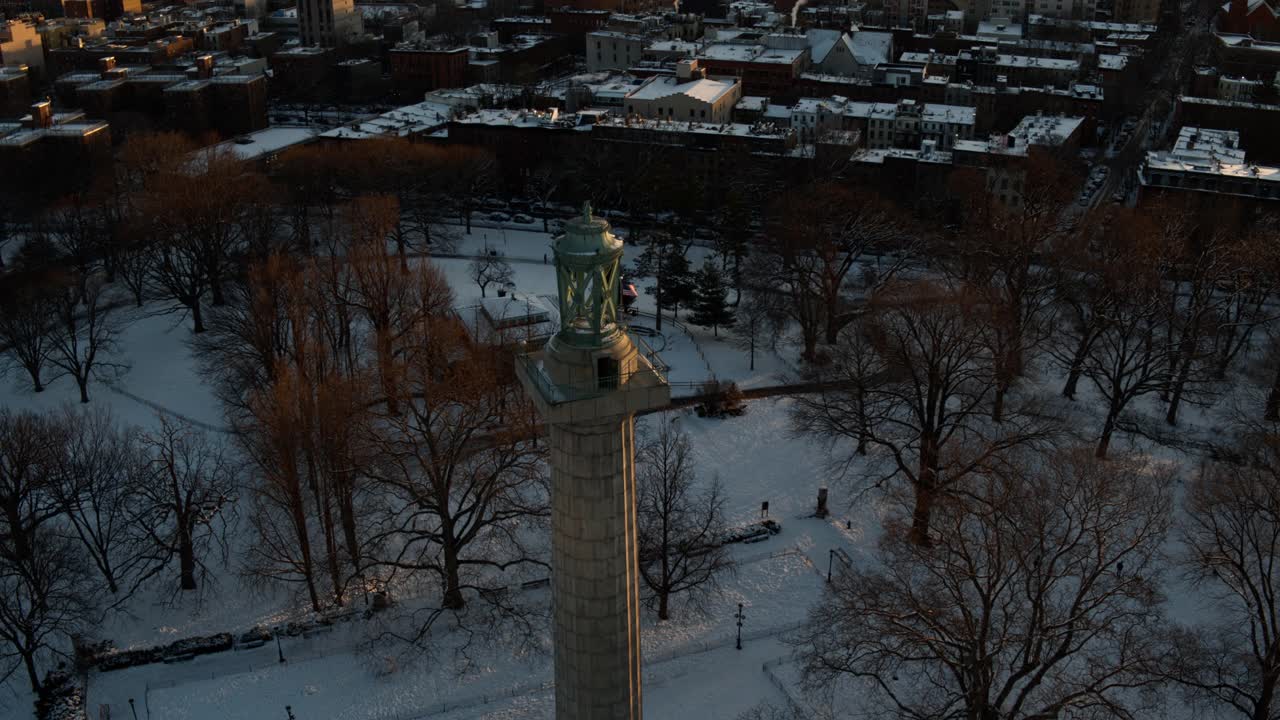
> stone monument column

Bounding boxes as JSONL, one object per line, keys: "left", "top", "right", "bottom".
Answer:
{"left": 514, "top": 204, "right": 670, "bottom": 720}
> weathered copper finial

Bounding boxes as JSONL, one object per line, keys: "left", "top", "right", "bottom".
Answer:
{"left": 582, "top": 201, "right": 592, "bottom": 222}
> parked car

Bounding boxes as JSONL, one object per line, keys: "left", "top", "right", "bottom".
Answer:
{"left": 488, "top": 212, "right": 512, "bottom": 222}
{"left": 513, "top": 213, "right": 535, "bottom": 224}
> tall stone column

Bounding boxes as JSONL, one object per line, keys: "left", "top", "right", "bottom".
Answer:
{"left": 513, "top": 203, "right": 669, "bottom": 720}
{"left": 549, "top": 419, "right": 643, "bottom": 720}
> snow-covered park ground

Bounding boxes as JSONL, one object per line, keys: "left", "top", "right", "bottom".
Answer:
{"left": 0, "top": 223, "right": 839, "bottom": 720}
{"left": 0, "top": 220, "right": 1255, "bottom": 720}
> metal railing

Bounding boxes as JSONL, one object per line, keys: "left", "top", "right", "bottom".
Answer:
{"left": 516, "top": 331, "right": 669, "bottom": 405}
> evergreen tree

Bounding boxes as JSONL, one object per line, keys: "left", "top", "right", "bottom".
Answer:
{"left": 633, "top": 232, "right": 695, "bottom": 329}
{"left": 690, "top": 261, "right": 735, "bottom": 337}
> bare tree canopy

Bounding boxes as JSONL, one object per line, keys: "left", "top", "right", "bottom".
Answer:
{"left": 135, "top": 415, "right": 237, "bottom": 594}
{"left": 468, "top": 253, "right": 515, "bottom": 299}
{"left": 0, "top": 410, "right": 97, "bottom": 698}
{"left": 52, "top": 406, "right": 156, "bottom": 599}
{"left": 1165, "top": 430, "right": 1280, "bottom": 720}
{"left": 752, "top": 181, "right": 913, "bottom": 362}
{"left": 636, "top": 415, "right": 733, "bottom": 621}
{"left": 46, "top": 276, "right": 127, "bottom": 404}
{"left": 792, "top": 281, "right": 1057, "bottom": 544}
{"left": 363, "top": 319, "right": 547, "bottom": 640}
{"left": 797, "top": 449, "right": 1172, "bottom": 720}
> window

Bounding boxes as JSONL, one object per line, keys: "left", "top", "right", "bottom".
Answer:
{"left": 597, "top": 357, "right": 619, "bottom": 390}
{"left": 690, "top": 108, "right": 695, "bottom": 117}
{"left": 700, "top": 109, "right": 706, "bottom": 118}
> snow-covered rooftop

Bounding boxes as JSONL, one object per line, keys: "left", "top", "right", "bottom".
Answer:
{"left": 625, "top": 74, "right": 738, "bottom": 104}
{"left": 954, "top": 114, "right": 1083, "bottom": 156}
{"left": 646, "top": 39, "right": 699, "bottom": 54}
{"left": 1098, "top": 54, "right": 1128, "bottom": 70}
{"left": 1142, "top": 126, "right": 1280, "bottom": 186}
{"left": 319, "top": 100, "right": 455, "bottom": 140}
{"left": 855, "top": 145, "right": 954, "bottom": 165}
{"left": 594, "top": 114, "right": 793, "bottom": 139}
{"left": 956, "top": 50, "right": 1079, "bottom": 71}
{"left": 208, "top": 126, "right": 319, "bottom": 160}
{"left": 976, "top": 20, "right": 1023, "bottom": 37}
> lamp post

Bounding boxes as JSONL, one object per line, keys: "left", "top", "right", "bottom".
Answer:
{"left": 276, "top": 633, "right": 285, "bottom": 664}
{"left": 735, "top": 603, "right": 745, "bottom": 651}
{"left": 827, "top": 548, "right": 834, "bottom": 583}
{"left": 286, "top": 705, "right": 296, "bottom": 720}
{"left": 128, "top": 698, "right": 138, "bottom": 720}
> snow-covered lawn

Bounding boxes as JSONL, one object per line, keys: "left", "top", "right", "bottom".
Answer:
{"left": 75, "top": 393, "right": 876, "bottom": 720}
{"left": 0, "top": 222, "right": 861, "bottom": 720}
{"left": 130, "top": 534, "right": 832, "bottom": 720}
{"left": 3, "top": 220, "right": 1257, "bottom": 720}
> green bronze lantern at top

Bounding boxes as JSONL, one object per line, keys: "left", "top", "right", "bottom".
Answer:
{"left": 553, "top": 202, "right": 624, "bottom": 348}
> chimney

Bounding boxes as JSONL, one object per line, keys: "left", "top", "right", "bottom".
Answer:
{"left": 195, "top": 54, "right": 214, "bottom": 78}
{"left": 98, "top": 55, "right": 116, "bottom": 75}
{"left": 30, "top": 100, "right": 53, "bottom": 129}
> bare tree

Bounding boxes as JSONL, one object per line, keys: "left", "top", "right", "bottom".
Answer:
{"left": 526, "top": 161, "right": 565, "bottom": 233}
{"left": 0, "top": 189, "right": 24, "bottom": 271}
{"left": 347, "top": 222, "right": 453, "bottom": 415}
{"left": 636, "top": 415, "right": 732, "bottom": 621}
{"left": 1080, "top": 263, "right": 1171, "bottom": 459}
{"left": 447, "top": 149, "right": 497, "bottom": 235}
{"left": 799, "top": 319, "right": 890, "bottom": 458}
{"left": 135, "top": 415, "right": 237, "bottom": 593}
{"left": 0, "top": 278, "right": 55, "bottom": 393}
{"left": 51, "top": 406, "right": 153, "bottom": 597}
{"left": 468, "top": 253, "right": 515, "bottom": 299}
{"left": 754, "top": 181, "right": 911, "bottom": 361}
{"left": 114, "top": 234, "right": 153, "bottom": 308}
{"left": 730, "top": 295, "right": 775, "bottom": 372}
{"left": 792, "top": 281, "right": 1055, "bottom": 544}
{"left": 0, "top": 410, "right": 96, "bottom": 700}
{"left": 1165, "top": 431, "right": 1280, "bottom": 720}
{"left": 796, "top": 449, "right": 1171, "bottom": 720}
{"left": 46, "top": 277, "right": 127, "bottom": 403}
{"left": 0, "top": 529, "right": 96, "bottom": 700}
{"left": 1051, "top": 217, "right": 1113, "bottom": 401}
{"left": 1264, "top": 336, "right": 1280, "bottom": 423}
{"left": 943, "top": 158, "right": 1072, "bottom": 422}
{"left": 364, "top": 325, "right": 546, "bottom": 624}
{"left": 0, "top": 410, "right": 68, "bottom": 580}
{"left": 1160, "top": 230, "right": 1243, "bottom": 426}
{"left": 145, "top": 220, "right": 212, "bottom": 333}
{"left": 143, "top": 147, "right": 264, "bottom": 331}
{"left": 240, "top": 366, "right": 373, "bottom": 611}
{"left": 44, "top": 194, "right": 105, "bottom": 303}
{"left": 1212, "top": 222, "right": 1280, "bottom": 382}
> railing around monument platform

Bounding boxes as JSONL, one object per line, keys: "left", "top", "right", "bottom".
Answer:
{"left": 515, "top": 333, "right": 669, "bottom": 405}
